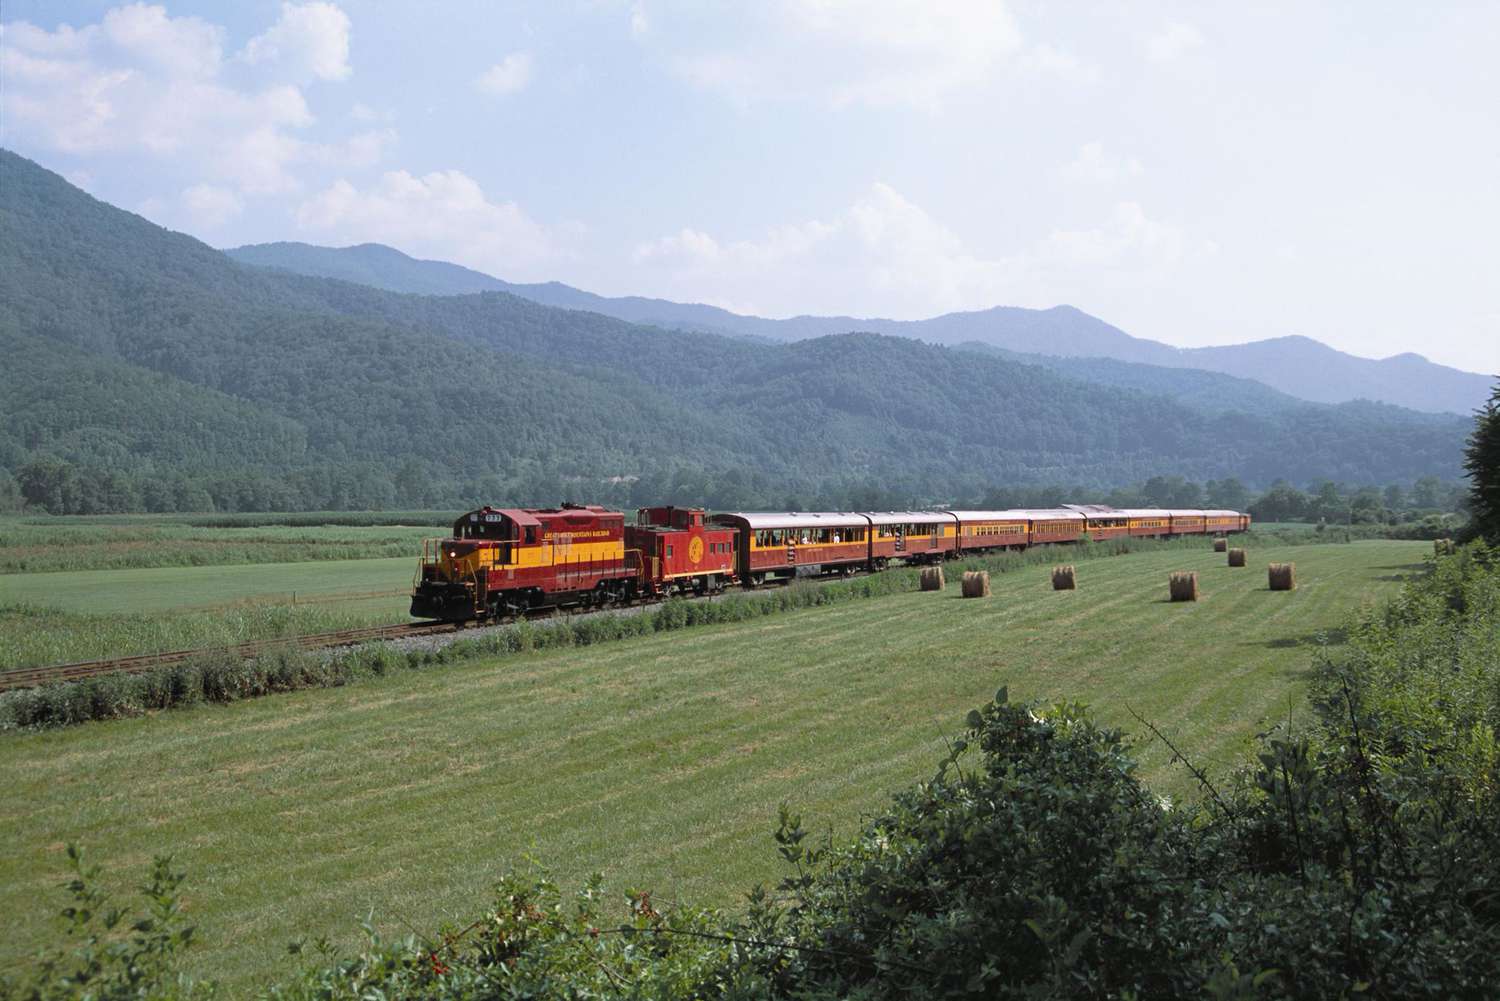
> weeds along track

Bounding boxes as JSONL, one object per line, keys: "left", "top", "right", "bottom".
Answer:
{"left": 0, "top": 622, "right": 459, "bottom": 692}
{"left": 0, "top": 592, "right": 697, "bottom": 692}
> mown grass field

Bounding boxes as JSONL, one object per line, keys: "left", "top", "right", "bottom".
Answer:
{"left": 0, "top": 540, "right": 1425, "bottom": 991}
{"left": 0, "top": 558, "right": 416, "bottom": 668}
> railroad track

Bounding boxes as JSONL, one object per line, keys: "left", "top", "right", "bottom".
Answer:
{"left": 0, "top": 621, "right": 460, "bottom": 693}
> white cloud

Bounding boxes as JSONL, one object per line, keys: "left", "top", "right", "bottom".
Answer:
{"left": 241, "top": 2, "right": 352, "bottom": 82}
{"left": 100, "top": 2, "right": 224, "bottom": 78}
{"left": 475, "top": 52, "right": 534, "bottom": 97}
{"left": 295, "top": 169, "right": 566, "bottom": 279}
{"left": 632, "top": 183, "right": 1196, "bottom": 318}
{"left": 1040, "top": 202, "right": 1187, "bottom": 274}
{"left": 664, "top": 0, "right": 1023, "bottom": 111}
{"left": 0, "top": 3, "right": 384, "bottom": 199}
{"left": 1147, "top": 22, "right": 1204, "bottom": 62}
{"left": 181, "top": 183, "right": 243, "bottom": 226}
{"left": 1021, "top": 43, "right": 1099, "bottom": 84}
{"left": 630, "top": 3, "right": 650, "bottom": 39}
{"left": 309, "top": 127, "right": 398, "bottom": 168}
{"left": 1060, "top": 142, "right": 1143, "bottom": 185}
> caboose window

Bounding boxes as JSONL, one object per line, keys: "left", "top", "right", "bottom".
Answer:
{"left": 666, "top": 544, "right": 674, "bottom": 557}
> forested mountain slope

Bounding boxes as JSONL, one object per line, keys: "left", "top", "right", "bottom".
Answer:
{"left": 230, "top": 240, "right": 1491, "bottom": 414}
{"left": 0, "top": 150, "right": 1473, "bottom": 512}
{"left": 958, "top": 343, "right": 1314, "bottom": 417}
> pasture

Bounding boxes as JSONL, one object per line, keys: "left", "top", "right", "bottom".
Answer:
{"left": 0, "top": 558, "right": 416, "bottom": 668}
{"left": 0, "top": 540, "right": 1425, "bottom": 991}
{"left": 0, "top": 513, "right": 446, "bottom": 574}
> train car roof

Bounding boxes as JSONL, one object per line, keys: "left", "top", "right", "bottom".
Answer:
{"left": 860, "top": 511, "right": 957, "bottom": 526}
{"left": 710, "top": 512, "right": 870, "bottom": 529}
{"left": 940, "top": 509, "right": 1032, "bottom": 521}
{"left": 943, "top": 509, "right": 1085, "bottom": 522}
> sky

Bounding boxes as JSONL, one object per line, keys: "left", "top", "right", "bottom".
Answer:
{"left": 2, "top": 1, "right": 1497, "bottom": 373}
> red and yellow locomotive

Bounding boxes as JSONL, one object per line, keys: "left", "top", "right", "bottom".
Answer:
{"left": 411, "top": 504, "right": 637, "bottom": 620}
{"left": 411, "top": 504, "right": 737, "bottom": 622}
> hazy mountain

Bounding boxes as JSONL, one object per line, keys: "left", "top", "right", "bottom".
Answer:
{"left": 0, "top": 150, "right": 1471, "bottom": 514}
{"left": 1176, "top": 336, "right": 1491, "bottom": 416}
{"left": 956, "top": 343, "right": 1310, "bottom": 418}
{"left": 226, "top": 241, "right": 515, "bottom": 296}
{"left": 229, "top": 241, "right": 1493, "bottom": 415}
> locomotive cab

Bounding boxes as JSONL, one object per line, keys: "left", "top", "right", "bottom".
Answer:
{"left": 411, "top": 507, "right": 519, "bottom": 619}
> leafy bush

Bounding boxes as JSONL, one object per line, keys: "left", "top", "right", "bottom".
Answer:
{"left": 1, "top": 845, "right": 213, "bottom": 1000}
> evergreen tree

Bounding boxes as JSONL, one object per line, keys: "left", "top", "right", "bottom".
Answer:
{"left": 1463, "top": 379, "right": 1500, "bottom": 541}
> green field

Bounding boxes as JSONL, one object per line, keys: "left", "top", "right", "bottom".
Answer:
{"left": 0, "top": 557, "right": 417, "bottom": 614}
{"left": 0, "top": 514, "right": 446, "bottom": 574}
{"left": 0, "top": 558, "right": 417, "bottom": 668}
{"left": 0, "top": 540, "right": 1425, "bottom": 991}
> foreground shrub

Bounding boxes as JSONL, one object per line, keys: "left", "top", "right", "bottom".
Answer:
{"left": 1, "top": 845, "right": 213, "bottom": 1001}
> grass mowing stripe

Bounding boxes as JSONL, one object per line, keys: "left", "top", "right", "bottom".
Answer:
{"left": 0, "top": 541, "right": 1423, "bottom": 992}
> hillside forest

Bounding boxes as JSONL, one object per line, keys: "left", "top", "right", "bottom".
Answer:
{"left": 0, "top": 150, "right": 1478, "bottom": 515}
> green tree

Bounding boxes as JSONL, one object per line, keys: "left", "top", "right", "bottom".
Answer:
{"left": 1463, "top": 380, "right": 1500, "bottom": 541}
{"left": 17, "top": 456, "right": 80, "bottom": 513}
{"left": 1412, "top": 475, "right": 1443, "bottom": 509}
{"left": 1350, "top": 485, "right": 1384, "bottom": 524}
{"left": 1205, "top": 477, "right": 1249, "bottom": 510}
{"left": 0, "top": 469, "right": 20, "bottom": 513}
{"left": 1250, "top": 480, "right": 1309, "bottom": 522}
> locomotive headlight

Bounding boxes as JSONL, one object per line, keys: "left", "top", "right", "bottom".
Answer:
{"left": 448, "top": 551, "right": 456, "bottom": 558}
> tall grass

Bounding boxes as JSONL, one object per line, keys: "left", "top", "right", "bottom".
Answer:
{"left": 0, "top": 600, "right": 404, "bottom": 670}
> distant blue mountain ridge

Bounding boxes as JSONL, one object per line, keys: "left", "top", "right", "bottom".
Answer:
{"left": 225, "top": 240, "right": 1492, "bottom": 416}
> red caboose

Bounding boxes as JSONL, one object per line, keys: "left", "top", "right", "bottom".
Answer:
{"left": 625, "top": 506, "right": 737, "bottom": 596}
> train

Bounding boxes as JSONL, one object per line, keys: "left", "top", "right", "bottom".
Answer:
{"left": 409, "top": 502, "right": 1249, "bottom": 623}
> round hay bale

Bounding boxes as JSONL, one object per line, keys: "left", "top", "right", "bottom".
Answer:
{"left": 1434, "top": 538, "right": 1454, "bottom": 556}
{"left": 1268, "top": 562, "right": 1296, "bottom": 591}
{"left": 1213, "top": 537, "right": 1228, "bottom": 552}
{"left": 1168, "top": 571, "right": 1199, "bottom": 602}
{"left": 920, "top": 566, "right": 946, "bottom": 591}
{"left": 1227, "top": 547, "right": 1247, "bottom": 567}
{"left": 1051, "top": 565, "right": 1076, "bottom": 590}
{"left": 961, "top": 570, "right": 991, "bottom": 598}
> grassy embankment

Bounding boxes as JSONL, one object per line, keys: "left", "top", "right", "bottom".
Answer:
{"left": 0, "top": 539, "right": 1426, "bottom": 991}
